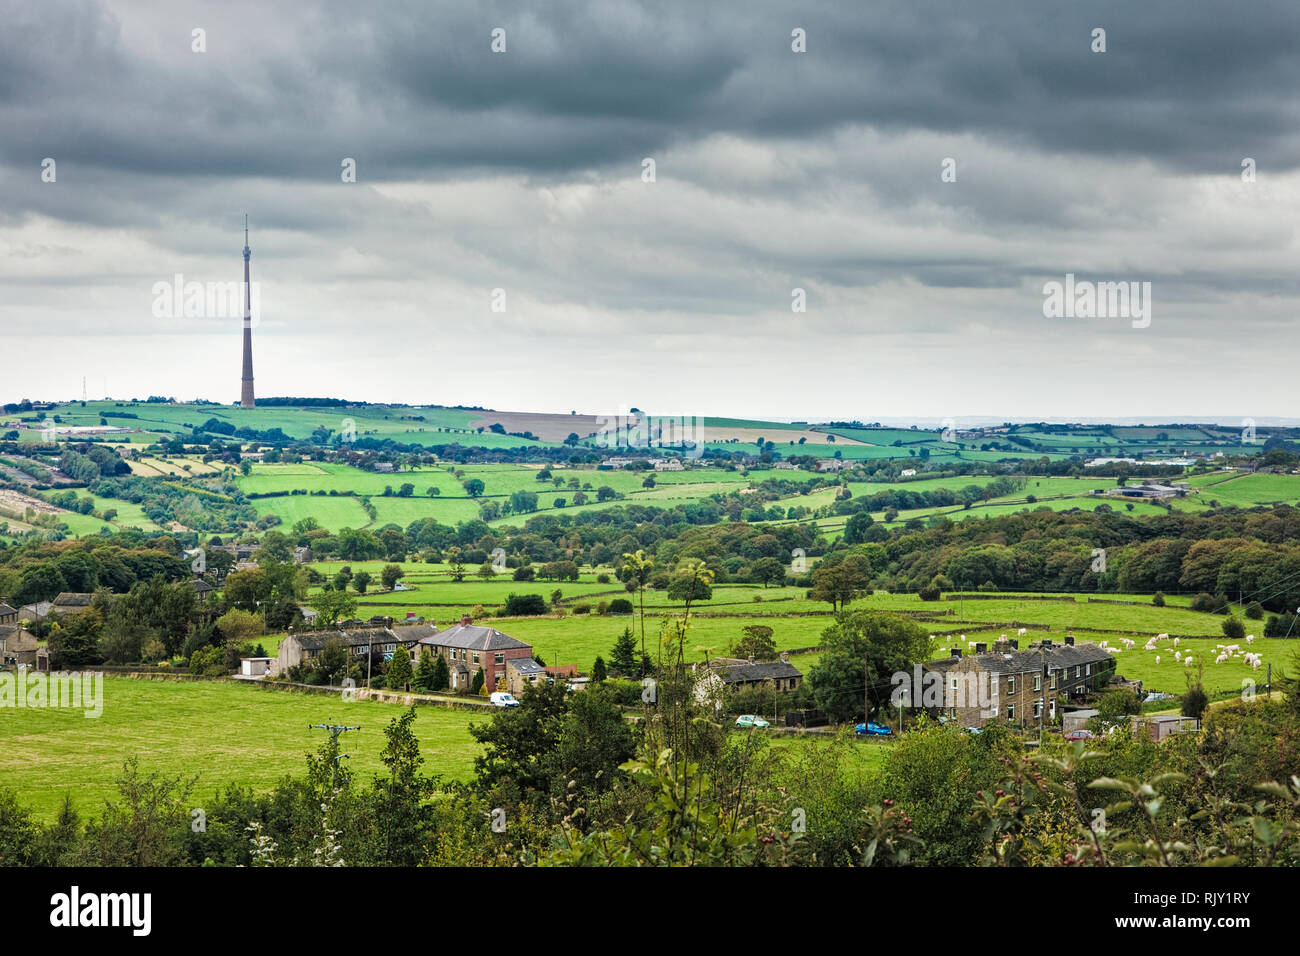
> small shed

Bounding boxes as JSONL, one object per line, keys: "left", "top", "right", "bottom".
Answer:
{"left": 1062, "top": 708, "right": 1099, "bottom": 734}
{"left": 240, "top": 657, "right": 275, "bottom": 678}
{"left": 1135, "top": 714, "right": 1199, "bottom": 741}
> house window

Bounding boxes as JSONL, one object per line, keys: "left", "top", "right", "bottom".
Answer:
{"left": 495, "top": 653, "right": 505, "bottom": 665}
{"left": 1086, "top": 664, "right": 1092, "bottom": 676}
{"left": 1033, "top": 700, "right": 1043, "bottom": 718}
{"left": 1007, "top": 676, "right": 1015, "bottom": 694}
{"left": 1075, "top": 665, "right": 1082, "bottom": 678}
{"left": 1007, "top": 705, "right": 1015, "bottom": 720}
{"left": 473, "top": 653, "right": 480, "bottom": 665}
{"left": 1033, "top": 674, "right": 1042, "bottom": 691}
{"left": 1050, "top": 671, "right": 1057, "bottom": 689}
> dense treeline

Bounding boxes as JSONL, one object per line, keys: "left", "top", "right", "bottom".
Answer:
{"left": 865, "top": 506, "right": 1300, "bottom": 612}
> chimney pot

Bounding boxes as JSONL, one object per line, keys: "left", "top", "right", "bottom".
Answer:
{"left": 460, "top": 614, "right": 472, "bottom": 627}
{"left": 950, "top": 648, "right": 962, "bottom": 659}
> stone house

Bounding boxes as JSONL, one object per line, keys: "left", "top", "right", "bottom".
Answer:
{"left": 415, "top": 616, "right": 533, "bottom": 692}
{"left": 0, "top": 625, "right": 39, "bottom": 667}
{"left": 923, "top": 636, "right": 1115, "bottom": 729}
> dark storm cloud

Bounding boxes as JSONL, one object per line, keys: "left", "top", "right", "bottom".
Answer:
{"left": 4, "top": 0, "right": 1300, "bottom": 189}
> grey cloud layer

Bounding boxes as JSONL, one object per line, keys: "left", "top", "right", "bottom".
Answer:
{"left": 1, "top": 0, "right": 1298, "bottom": 416}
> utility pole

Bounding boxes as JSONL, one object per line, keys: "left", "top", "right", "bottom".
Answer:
{"left": 864, "top": 651, "right": 870, "bottom": 729}
{"left": 309, "top": 723, "right": 361, "bottom": 788}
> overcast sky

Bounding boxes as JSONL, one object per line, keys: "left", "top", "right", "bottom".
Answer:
{"left": 3, "top": 0, "right": 1298, "bottom": 423}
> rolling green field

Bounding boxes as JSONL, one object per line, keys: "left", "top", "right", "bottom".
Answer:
{"left": 296, "top": 556, "right": 1297, "bottom": 700}
{"left": 239, "top": 462, "right": 764, "bottom": 531}
{"left": 234, "top": 460, "right": 1300, "bottom": 542}
{"left": 0, "top": 677, "right": 487, "bottom": 820}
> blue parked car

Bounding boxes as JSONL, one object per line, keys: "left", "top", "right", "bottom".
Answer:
{"left": 855, "top": 722, "right": 893, "bottom": 736}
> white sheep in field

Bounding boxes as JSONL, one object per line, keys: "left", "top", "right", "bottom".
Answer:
{"left": 1157, "top": 633, "right": 1169, "bottom": 640}
{"left": 1185, "top": 657, "right": 1194, "bottom": 667}
{"left": 1246, "top": 635, "right": 1255, "bottom": 644}
{"left": 1017, "top": 628, "right": 1027, "bottom": 636}
{"left": 1215, "top": 654, "right": 1227, "bottom": 664}
{"left": 1155, "top": 655, "right": 1160, "bottom": 664}
{"left": 1175, "top": 651, "right": 1182, "bottom": 662}
{"left": 1252, "top": 659, "right": 1261, "bottom": 671}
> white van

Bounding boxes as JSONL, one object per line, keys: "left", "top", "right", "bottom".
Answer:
{"left": 490, "top": 692, "right": 520, "bottom": 708}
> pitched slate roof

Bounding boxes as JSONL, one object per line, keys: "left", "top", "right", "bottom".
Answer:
{"left": 926, "top": 641, "right": 1112, "bottom": 676}
{"left": 417, "top": 623, "right": 530, "bottom": 653}
{"left": 720, "top": 660, "right": 803, "bottom": 684}
{"left": 0, "top": 603, "right": 17, "bottom": 617}
{"left": 53, "top": 592, "right": 93, "bottom": 607}
{"left": 293, "top": 622, "right": 439, "bottom": 652}
{"left": 507, "top": 658, "right": 546, "bottom": 675}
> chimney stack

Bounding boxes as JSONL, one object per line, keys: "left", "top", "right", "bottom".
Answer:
{"left": 460, "top": 614, "right": 472, "bottom": 627}
{"left": 950, "top": 648, "right": 962, "bottom": 659}
{"left": 975, "top": 642, "right": 987, "bottom": 653}
{"left": 1065, "top": 634, "right": 1075, "bottom": 646}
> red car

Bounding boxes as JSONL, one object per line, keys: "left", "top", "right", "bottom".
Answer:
{"left": 1065, "top": 730, "right": 1094, "bottom": 741}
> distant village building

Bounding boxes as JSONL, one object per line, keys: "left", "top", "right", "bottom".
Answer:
{"left": 415, "top": 616, "right": 534, "bottom": 692}
{"left": 49, "top": 593, "right": 93, "bottom": 617}
{"left": 654, "top": 459, "right": 684, "bottom": 472}
{"left": 1134, "top": 714, "right": 1199, "bottom": 742}
{"left": 0, "top": 624, "right": 39, "bottom": 667}
{"left": 505, "top": 657, "right": 547, "bottom": 696}
{"left": 693, "top": 656, "right": 805, "bottom": 710}
{"left": 276, "top": 621, "right": 439, "bottom": 673}
{"left": 1113, "top": 483, "right": 1184, "bottom": 499}
{"left": 817, "top": 459, "right": 849, "bottom": 472}
{"left": 923, "top": 635, "right": 1115, "bottom": 729}
{"left": 18, "top": 601, "right": 53, "bottom": 622}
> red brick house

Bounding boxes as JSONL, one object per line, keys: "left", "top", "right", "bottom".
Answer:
{"left": 416, "top": 616, "right": 533, "bottom": 692}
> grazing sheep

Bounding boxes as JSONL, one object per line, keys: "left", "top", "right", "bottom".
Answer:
{"left": 1155, "top": 655, "right": 1160, "bottom": 664}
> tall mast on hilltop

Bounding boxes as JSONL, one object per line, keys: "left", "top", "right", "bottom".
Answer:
{"left": 240, "top": 214, "right": 256, "bottom": 408}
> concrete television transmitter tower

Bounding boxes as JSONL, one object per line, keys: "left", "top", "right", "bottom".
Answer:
{"left": 240, "top": 214, "right": 256, "bottom": 408}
